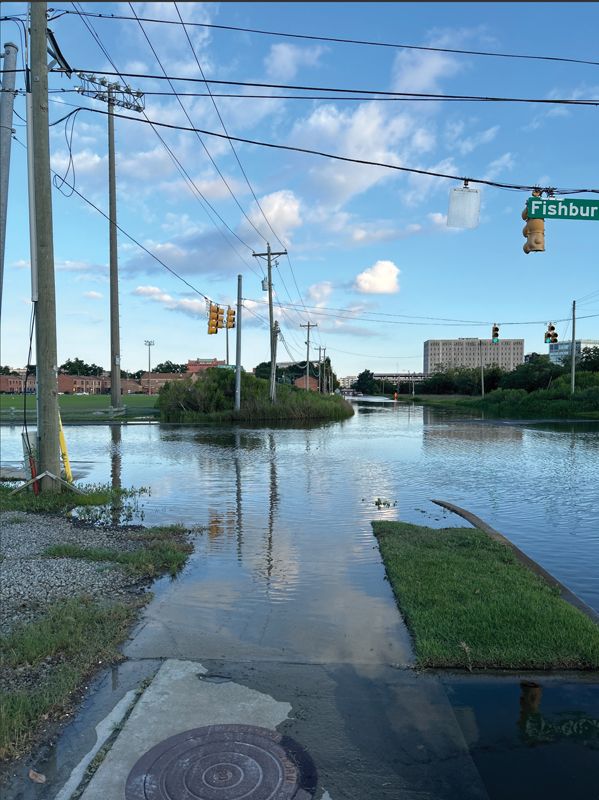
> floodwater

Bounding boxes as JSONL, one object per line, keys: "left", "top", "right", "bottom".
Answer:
{"left": 2, "top": 400, "right": 598, "bottom": 615}
{"left": 2, "top": 402, "right": 599, "bottom": 800}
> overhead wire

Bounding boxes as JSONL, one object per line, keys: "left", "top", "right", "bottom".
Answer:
{"left": 128, "top": 1, "right": 270, "bottom": 246}
{"left": 42, "top": 9, "right": 599, "bottom": 68}
{"left": 68, "top": 2, "right": 264, "bottom": 281}
{"left": 14, "top": 136, "right": 214, "bottom": 305}
{"left": 58, "top": 70, "right": 599, "bottom": 107}
{"left": 65, "top": 105, "right": 599, "bottom": 195}
{"left": 40, "top": 88, "right": 599, "bottom": 104}
{"left": 173, "top": 1, "right": 284, "bottom": 251}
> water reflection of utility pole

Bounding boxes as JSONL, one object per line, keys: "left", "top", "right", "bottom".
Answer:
{"left": 110, "top": 424, "right": 122, "bottom": 526}
{"left": 266, "top": 433, "right": 279, "bottom": 584}
{"left": 235, "top": 429, "right": 243, "bottom": 562}
{"left": 518, "top": 681, "right": 543, "bottom": 731}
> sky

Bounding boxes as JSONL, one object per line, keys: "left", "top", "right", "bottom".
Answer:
{"left": 1, "top": 2, "right": 598, "bottom": 378}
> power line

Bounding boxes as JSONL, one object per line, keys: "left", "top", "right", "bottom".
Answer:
{"left": 43, "top": 10, "right": 599, "bottom": 68}
{"left": 67, "top": 105, "right": 599, "bottom": 195}
{"left": 173, "top": 1, "right": 284, "bottom": 251}
{"left": 128, "top": 2, "right": 269, "bottom": 246}
{"left": 243, "top": 297, "right": 599, "bottom": 327}
{"left": 68, "top": 2, "right": 263, "bottom": 281}
{"left": 57, "top": 70, "right": 599, "bottom": 107}
{"left": 15, "top": 136, "right": 214, "bottom": 303}
{"left": 39, "top": 87, "right": 599, "bottom": 106}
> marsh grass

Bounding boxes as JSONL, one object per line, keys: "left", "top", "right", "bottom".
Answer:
{"left": 373, "top": 521, "right": 599, "bottom": 669}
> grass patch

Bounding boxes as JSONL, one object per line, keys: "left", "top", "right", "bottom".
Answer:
{"left": 0, "top": 598, "right": 136, "bottom": 760}
{"left": 43, "top": 535, "right": 193, "bottom": 578}
{"left": 373, "top": 521, "right": 599, "bottom": 670}
{"left": 0, "top": 483, "right": 134, "bottom": 514}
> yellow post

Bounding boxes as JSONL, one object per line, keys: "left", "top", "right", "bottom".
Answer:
{"left": 58, "top": 413, "right": 73, "bottom": 482}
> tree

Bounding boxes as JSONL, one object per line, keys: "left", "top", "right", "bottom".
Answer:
{"left": 154, "top": 361, "right": 188, "bottom": 374}
{"left": 499, "top": 356, "right": 564, "bottom": 392}
{"left": 0, "top": 365, "right": 19, "bottom": 375}
{"left": 59, "top": 358, "right": 104, "bottom": 376}
{"left": 353, "top": 369, "right": 378, "bottom": 395}
{"left": 579, "top": 346, "right": 599, "bottom": 373}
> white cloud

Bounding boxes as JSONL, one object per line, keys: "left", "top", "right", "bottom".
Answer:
{"left": 447, "top": 123, "right": 499, "bottom": 156}
{"left": 56, "top": 259, "right": 107, "bottom": 273}
{"left": 354, "top": 260, "right": 400, "bottom": 294}
{"left": 83, "top": 290, "right": 103, "bottom": 300}
{"left": 245, "top": 190, "right": 302, "bottom": 245}
{"left": 307, "top": 281, "right": 333, "bottom": 305}
{"left": 133, "top": 285, "right": 207, "bottom": 319}
{"left": 483, "top": 152, "right": 514, "bottom": 181}
{"left": 265, "top": 43, "right": 327, "bottom": 81}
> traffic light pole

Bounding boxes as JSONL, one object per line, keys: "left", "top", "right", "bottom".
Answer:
{"left": 235, "top": 275, "right": 242, "bottom": 411}
{"left": 570, "top": 300, "right": 576, "bottom": 395}
{"left": 225, "top": 307, "right": 230, "bottom": 365}
{"left": 31, "top": 2, "right": 61, "bottom": 491}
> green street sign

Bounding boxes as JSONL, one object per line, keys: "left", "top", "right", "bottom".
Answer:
{"left": 527, "top": 197, "right": 599, "bottom": 221}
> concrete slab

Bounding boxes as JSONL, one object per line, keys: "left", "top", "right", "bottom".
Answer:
{"left": 79, "top": 659, "right": 292, "bottom": 800}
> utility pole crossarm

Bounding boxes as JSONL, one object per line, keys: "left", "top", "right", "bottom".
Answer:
{"left": 300, "top": 322, "right": 318, "bottom": 391}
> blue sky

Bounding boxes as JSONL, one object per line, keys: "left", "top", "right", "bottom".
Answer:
{"left": 1, "top": 2, "right": 598, "bottom": 378}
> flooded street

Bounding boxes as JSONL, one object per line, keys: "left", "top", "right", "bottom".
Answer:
{"left": 2, "top": 402, "right": 598, "bottom": 799}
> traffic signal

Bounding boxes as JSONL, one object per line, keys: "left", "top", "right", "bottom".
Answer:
{"left": 549, "top": 325, "right": 558, "bottom": 344}
{"left": 522, "top": 207, "right": 545, "bottom": 253}
{"left": 207, "top": 303, "right": 219, "bottom": 334}
{"left": 491, "top": 323, "right": 499, "bottom": 343}
{"left": 216, "top": 306, "right": 225, "bottom": 329}
{"left": 544, "top": 324, "right": 553, "bottom": 344}
{"left": 226, "top": 307, "right": 236, "bottom": 329}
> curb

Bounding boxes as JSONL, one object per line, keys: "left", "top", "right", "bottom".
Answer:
{"left": 431, "top": 499, "right": 599, "bottom": 626}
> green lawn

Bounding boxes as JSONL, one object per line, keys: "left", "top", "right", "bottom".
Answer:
{"left": 373, "top": 520, "right": 599, "bottom": 670}
{"left": 0, "top": 393, "right": 157, "bottom": 422}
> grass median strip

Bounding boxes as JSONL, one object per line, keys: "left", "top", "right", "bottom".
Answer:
{"left": 43, "top": 530, "right": 193, "bottom": 578}
{"left": 373, "top": 521, "right": 599, "bottom": 670}
{"left": 0, "top": 598, "right": 137, "bottom": 760}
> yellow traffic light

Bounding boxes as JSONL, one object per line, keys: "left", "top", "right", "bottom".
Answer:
{"left": 226, "top": 308, "right": 236, "bottom": 329}
{"left": 216, "top": 306, "right": 225, "bottom": 329}
{"left": 207, "top": 303, "right": 219, "bottom": 334}
{"left": 522, "top": 207, "right": 545, "bottom": 253}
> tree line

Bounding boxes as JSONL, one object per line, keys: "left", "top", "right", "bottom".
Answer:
{"left": 353, "top": 347, "right": 599, "bottom": 396}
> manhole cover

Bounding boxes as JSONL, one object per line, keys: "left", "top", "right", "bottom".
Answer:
{"left": 125, "top": 724, "right": 317, "bottom": 799}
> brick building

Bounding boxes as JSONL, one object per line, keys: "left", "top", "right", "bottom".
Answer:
{"left": 187, "top": 358, "right": 225, "bottom": 374}
{"left": 293, "top": 375, "right": 319, "bottom": 392}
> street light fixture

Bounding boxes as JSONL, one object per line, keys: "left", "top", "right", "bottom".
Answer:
{"left": 144, "top": 340, "right": 154, "bottom": 395}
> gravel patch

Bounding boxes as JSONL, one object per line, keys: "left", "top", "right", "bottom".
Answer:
{"left": 0, "top": 513, "right": 147, "bottom": 635}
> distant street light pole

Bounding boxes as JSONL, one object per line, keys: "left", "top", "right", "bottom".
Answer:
{"left": 479, "top": 339, "right": 485, "bottom": 398}
{"left": 145, "top": 339, "right": 154, "bottom": 395}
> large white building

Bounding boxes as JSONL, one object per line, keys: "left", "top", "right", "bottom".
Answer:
{"left": 423, "top": 338, "right": 524, "bottom": 375}
{"left": 548, "top": 339, "right": 599, "bottom": 364}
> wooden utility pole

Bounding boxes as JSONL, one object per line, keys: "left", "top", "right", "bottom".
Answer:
{"left": 300, "top": 322, "right": 317, "bottom": 390}
{"left": 252, "top": 243, "right": 287, "bottom": 403}
{"left": 31, "top": 2, "right": 60, "bottom": 490}
{"left": 107, "top": 89, "right": 121, "bottom": 407}
{"left": 77, "top": 75, "right": 143, "bottom": 409}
